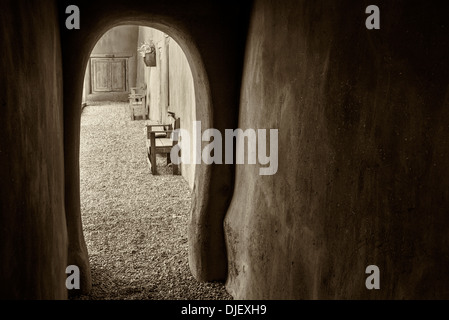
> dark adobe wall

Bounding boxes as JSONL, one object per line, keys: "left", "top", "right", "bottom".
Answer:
{"left": 225, "top": 0, "right": 449, "bottom": 299}
{"left": 0, "top": 0, "right": 67, "bottom": 299}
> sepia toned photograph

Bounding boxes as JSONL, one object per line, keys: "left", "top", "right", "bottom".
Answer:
{"left": 1, "top": 0, "right": 449, "bottom": 311}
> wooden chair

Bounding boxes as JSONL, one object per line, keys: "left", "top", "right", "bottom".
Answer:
{"left": 145, "top": 116, "right": 181, "bottom": 175}
{"left": 129, "top": 86, "right": 148, "bottom": 120}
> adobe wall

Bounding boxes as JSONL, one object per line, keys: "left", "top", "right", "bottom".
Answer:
{"left": 84, "top": 25, "right": 139, "bottom": 101}
{"left": 136, "top": 26, "right": 196, "bottom": 188}
{"left": 91, "top": 25, "right": 139, "bottom": 90}
{"left": 136, "top": 27, "right": 167, "bottom": 122}
{"left": 225, "top": 0, "right": 449, "bottom": 299}
{"left": 0, "top": 0, "right": 67, "bottom": 299}
{"left": 168, "top": 38, "right": 196, "bottom": 188}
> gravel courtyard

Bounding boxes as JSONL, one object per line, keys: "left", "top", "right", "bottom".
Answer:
{"left": 74, "top": 102, "right": 231, "bottom": 300}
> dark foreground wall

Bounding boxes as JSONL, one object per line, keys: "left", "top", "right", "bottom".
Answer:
{"left": 225, "top": 0, "right": 449, "bottom": 299}
{"left": 0, "top": 0, "right": 67, "bottom": 299}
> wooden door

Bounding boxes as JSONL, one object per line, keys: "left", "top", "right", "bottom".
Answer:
{"left": 91, "top": 59, "right": 110, "bottom": 92}
{"left": 110, "top": 60, "right": 126, "bottom": 92}
{"left": 91, "top": 58, "right": 127, "bottom": 93}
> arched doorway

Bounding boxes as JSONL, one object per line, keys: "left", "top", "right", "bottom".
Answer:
{"left": 75, "top": 24, "right": 230, "bottom": 299}
{"left": 60, "top": 1, "right": 249, "bottom": 297}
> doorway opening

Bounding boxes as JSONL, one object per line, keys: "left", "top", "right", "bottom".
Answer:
{"left": 75, "top": 25, "right": 230, "bottom": 300}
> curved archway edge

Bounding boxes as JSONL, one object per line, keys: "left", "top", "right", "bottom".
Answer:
{"left": 58, "top": 0, "right": 252, "bottom": 293}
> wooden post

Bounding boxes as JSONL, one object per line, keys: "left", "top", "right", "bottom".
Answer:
{"left": 173, "top": 117, "right": 181, "bottom": 175}
{"left": 172, "top": 134, "right": 179, "bottom": 175}
{"left": 149, "top": 131, "right": 157, "bottom": 175}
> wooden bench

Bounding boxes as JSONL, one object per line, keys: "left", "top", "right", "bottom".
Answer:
{"left": 145, "top": 116, "right": 180, "bottom": 175}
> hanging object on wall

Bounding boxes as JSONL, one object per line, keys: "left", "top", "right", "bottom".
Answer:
{"left": 138, "top": 41, "right": 156, "bottom": 67}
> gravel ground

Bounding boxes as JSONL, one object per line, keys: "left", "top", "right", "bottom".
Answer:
{"left": 74, "top": 102, "right": 232, "bottom": 300}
